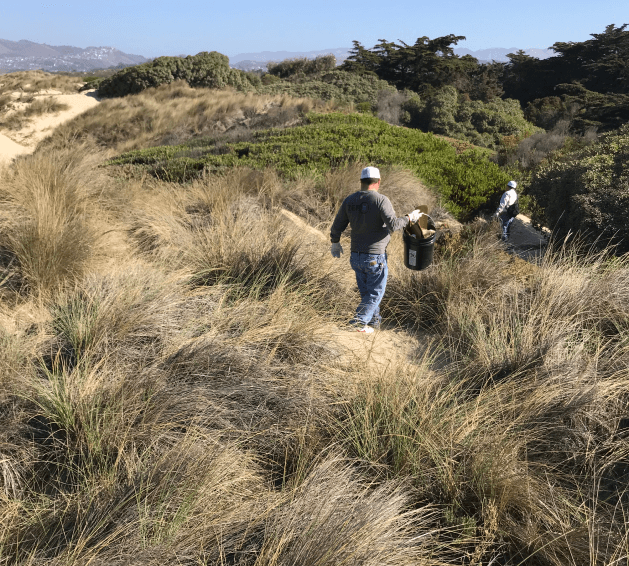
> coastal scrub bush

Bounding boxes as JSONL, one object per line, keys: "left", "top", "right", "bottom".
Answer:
{"left": 259, "top": 69, "right": 396, "bottom": 108}
{"left": 415, "top": 86, "right": 540, "bottom": 148}
{"left": 527, "top": 123, "right": 629, "bottom": 251}
{"left": 96, "top": 52, "right": 260, "bottom": 98}
{"left": 267, "top": 54, "right": 336, "bottom": 78}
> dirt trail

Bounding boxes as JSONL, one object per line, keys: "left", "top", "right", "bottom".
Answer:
{"left": 505, "top": 214, "right": 549, "bottom": 260}
{"left": 324, "top": 325, "right": 425, "bottom": 372}
{"left": 281, "top": 208, "right": 428, "bottom": 372}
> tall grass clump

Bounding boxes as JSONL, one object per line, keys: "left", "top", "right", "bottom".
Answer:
{"left": 125, "top": 168, "right": 354, "bottom": 315}
{"left": 251, "top": 458, "right": 441, "bottom": 566}
{"left": 47, "top": 264, "right": 183, "bottom": 371}
{"left": 0, "top": 147, "right": 104, "bottom": 295}
{"left": 337, "top": 358, "right": 629, "bottom": 565}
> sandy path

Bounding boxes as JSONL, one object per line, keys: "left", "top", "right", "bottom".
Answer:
{"left": 506, "top": 214, "right": 550, "bottom": 261}
{"left": 0, "top": 132, "right": 29, "bottom": 164}
{"left": 281, "top": 208, "right": 428, "bottom": 373}
{"left": 0, "top": 90, "right": 99, "bottom": 164}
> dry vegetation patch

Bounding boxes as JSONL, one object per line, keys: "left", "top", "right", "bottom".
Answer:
{"left": 1, "top": 88, "right": 629, "bottom": 565}
{"left": 0, "top": 97, "right": 71, "bottom": 131}
{"left": 43, "top": 81, "right": 330, "bottom": 154}
{"left": 0, "top": 71, "right": 82, "bottom": 96}
{"left": 0, "top": 71, "right": 81, "bottom": 132}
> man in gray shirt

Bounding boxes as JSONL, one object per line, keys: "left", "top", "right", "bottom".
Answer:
{"left": 330, "top": 166, "right": 421, "bottom": 333}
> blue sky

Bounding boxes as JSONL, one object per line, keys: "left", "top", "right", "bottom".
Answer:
{"left": 1, "top": 0, "right": 627, "bottom": 58}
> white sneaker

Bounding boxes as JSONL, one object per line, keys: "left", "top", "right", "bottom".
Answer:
{"left": 356, "top": 326, "right": 374, "bottom": 334}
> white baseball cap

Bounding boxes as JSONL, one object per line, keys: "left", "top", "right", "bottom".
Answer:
{"left": 507, "top": 180, "right": 517, "bottom": 188}
{"left": 361, "top": 166, "right": 380, "bottom": 179}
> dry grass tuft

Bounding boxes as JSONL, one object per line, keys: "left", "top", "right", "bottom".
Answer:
{"left": 253, "top": 458, "right": 440, "bottom": 566}
{"left": 0, "top": 71, "right": 81, "bottom": 96}
{"left": 0, "top": 146, "right": 105, "bottom": 295}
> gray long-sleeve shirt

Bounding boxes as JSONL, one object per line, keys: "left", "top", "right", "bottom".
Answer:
{"left": 330, "top": 190, "right": 409, "bottom": 254}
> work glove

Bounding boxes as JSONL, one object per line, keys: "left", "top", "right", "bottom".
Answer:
{"left": 407, "top": 209, "right": 421, "bottom": 223}
{"left": 330, "top": 242, "right": 343, "bottom": 258}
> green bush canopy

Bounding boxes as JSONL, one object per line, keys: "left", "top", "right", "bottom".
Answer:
{"left": 111, "top": 112, "right": 509, "bottom": 220}
{"left": 528, "top": 123, "right": 629, "bottom": 251}
{"left": 97, "top": 52, "right": 260, "bottom": 98}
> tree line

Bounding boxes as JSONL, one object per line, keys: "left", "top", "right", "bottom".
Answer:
{"left": 340, "top": 24, "right": 629, "bottom": 133}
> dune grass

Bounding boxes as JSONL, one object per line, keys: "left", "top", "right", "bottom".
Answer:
{"left": 42, "top": 81, "right": 331, "bottom": 154}
{"left": 0, "top": 97, "right": 71, "bottom": 130}
{"left": 0, "top": 71, "right": 82, "bottom": 96}
{"left": 0, "top": 146, "right": 107, "bottom": 295}
{"left": 1, "top": 88, "right": 629, "bottom": 565}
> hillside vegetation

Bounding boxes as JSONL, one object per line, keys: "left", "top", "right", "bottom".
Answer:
{"left": 528, "top": 123, "right": 629, "bottom": 251}
{"left": 94, "top": 51, "right": 260, "bottom": 97}
{"left": 43, "top": 81, "right": 326, "bottom": 153}
{"left": 0, "top": 28, "right": 628, "bottom": 564}
{"left": 1, "top": 138, "right": 629, "bottom": 564}
{"left": 85, "top": 24, "right": 629, "bottom": 249}
{"left": 111, "top": 112, "right": 508, "bottom": 220}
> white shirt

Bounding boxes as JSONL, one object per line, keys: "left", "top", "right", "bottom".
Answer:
{"left": 497, "top": 188, "right": 518, "bottom": 215}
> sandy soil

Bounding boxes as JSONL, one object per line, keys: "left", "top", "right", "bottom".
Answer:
{"left": 0, "top": 132, "right": 29, "bottom": 163}
{"left": 0, "top": 90, "right": 100, "bottom": 165}
{"left": 505, "top": 214, "right": 550, "bottom": 260}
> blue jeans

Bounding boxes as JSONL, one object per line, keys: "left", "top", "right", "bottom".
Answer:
{"left": 349, "top": 252, "right": 388, "bottom": 327}
{"left": 499, "top": 212, "right": 515, "bottom": 240}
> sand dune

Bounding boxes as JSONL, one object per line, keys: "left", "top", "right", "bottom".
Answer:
{"left": 0, "top": 89, "right": 100, "bottom": 164}
{"left": 0, "top": 132, "right": 29, "bottom": 164}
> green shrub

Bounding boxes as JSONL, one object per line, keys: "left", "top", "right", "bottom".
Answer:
{"left": 267, "top": 55, "right": 336, "bottom": 78}
{"left": 400, "top": 90, "right": 425, "bottom": 128}
{"left": 418, "top": 86, "right": 540, "bottom": 148}
{"left": 259, "top": 69, "right": 396, "bottom": 108}
{"left": 525, "top": 85, "right": 629, "bottom": 134}
{"left": 111, "top": 112, "right": 509, "bottom": 220}
{"left": 97, "top": 52, "right": 260, "bottom": 98}
{"left": 527, "top": 123, "right": 629, "bottom": 252}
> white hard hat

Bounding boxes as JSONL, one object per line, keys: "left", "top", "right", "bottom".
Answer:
{"left": 361, "top": 166, "right": 380, "bottom": 179}
{"left": 507, "top": 180, "right": 517, "bottom": 189}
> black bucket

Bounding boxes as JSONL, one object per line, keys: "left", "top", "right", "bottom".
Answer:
{"left": 403, "top": 231, "right": 435, "bottom": 270}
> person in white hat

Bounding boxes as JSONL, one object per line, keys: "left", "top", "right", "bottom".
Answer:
{"left": 330, "top": 166, "right": 421, "bottom": 333}
{"left": 495, "top": 180, "right": 519, "bottom": 242}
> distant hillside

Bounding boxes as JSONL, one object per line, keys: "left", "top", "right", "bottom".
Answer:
{"left": 230, "top": 46, "right": 555, "bottom": 70}
{"left": 0, "top": 39, "right": 148, "bottom": 73}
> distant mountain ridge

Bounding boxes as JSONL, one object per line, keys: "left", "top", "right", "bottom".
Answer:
{"left": 0, "top": 39, "right": 556, "bottom": 74}
{"left": 0, "top": 39, "right": 148, "bottom": 73}
{"left": 230, "top": 46, "right": 556, "bottom": 70}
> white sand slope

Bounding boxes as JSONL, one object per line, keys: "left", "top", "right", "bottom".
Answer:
{"left": 0, "top": 132, "right": 29, "bottom": 164}
{"left": 0, "top": 90, "right": 100, "bottom": 164}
